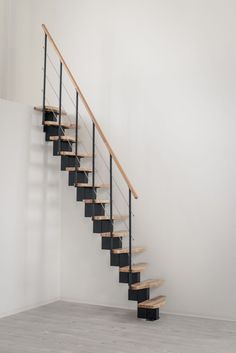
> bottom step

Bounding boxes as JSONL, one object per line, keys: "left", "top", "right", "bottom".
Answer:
{"left": 138, "top": 295, "right": 166, "bottom": 309}
{"left": 137, "top": 296, "right": 166, "bottom": 321}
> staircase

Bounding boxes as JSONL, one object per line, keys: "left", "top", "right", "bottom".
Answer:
{"left": 35, "top": 24, "right": 166, "bottom": 321}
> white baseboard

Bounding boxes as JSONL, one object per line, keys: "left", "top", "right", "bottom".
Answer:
{"left": 2, "top": 296, "right": 236, "bottom": 323}
{"left": 60, "top": 296, "right": 133, "bottom": 311}
{"left": 161, "top": 309, "right": 236, "bottom": 323}
{"left": 0, "top": 297, "right": 60, "bottom": 319}
{"left": 60, "top": 297, "right": 236, "bottom": 322}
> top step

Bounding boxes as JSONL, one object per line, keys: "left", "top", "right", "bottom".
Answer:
{"left": 131, "top": 279, "right": 164, "bottom": 290}
{"left": 34, "top": 105, "right": 67, "bottom": 115}
{"left": 138, "top": 296, "right": 166, "bottom": 309}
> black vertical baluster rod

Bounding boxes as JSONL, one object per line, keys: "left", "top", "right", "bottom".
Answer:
{"left": 92, "top": 123, "right": 96, "bottom": 217}
{"left": 58, "top": 61, "right": 62, "bottom": 155}
{"left": 110, "top": 155, "right": 113, "bottom": 251}
{"left": 128, "top": 189, "right": 132, "bottom": 286}
{"left": 42, "top": 34, "right": 47, "bottom": 124}
{"left": 75, "top": 91, "right": 79, "bottom": 186}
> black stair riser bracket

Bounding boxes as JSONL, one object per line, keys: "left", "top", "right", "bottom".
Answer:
{"left": 45, "top": 125, "right": 65, "bottom": 141}
{"left": 128, "top": 288, "right": 150, "bottom": 302}
{"left": 93, "top": 219, "right": 112, "bottom": 233}
{"left": 43, "top": 112, "right": 57, "bottom": 132}
{"left": 53, "top": 141, "right": 72, "bottom": 156}
{"left": 69, "top": 171, "right": 88, "bottom": 186}
{"left": 137, "top": 307, "right": 160, "bottom": 321}
{"left": 110, "top": 253, "right": 129, "bottom": 267}
{"left": 45, "top": 111, "right": 59, "bottom": 119}
{"left": 61, "top": 156, "right": 80, "bottom": 171}
{"left": 119, "top": 272, "right": 140, "bottom": 284}
{"left": 101, "top": 237, "right": 122, "bottom": 250}
{"left": 77, "top": 187, "right": 98, "bottom": 201}
{"left": 85, "top": 203, "right": 105, "bottom": 217}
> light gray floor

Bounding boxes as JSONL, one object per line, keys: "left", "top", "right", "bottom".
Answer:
{"left": 0, "top": 301, "right": 235, "bottom": 353}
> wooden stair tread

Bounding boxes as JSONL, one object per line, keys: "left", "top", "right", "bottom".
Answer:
{"left": 77, "top": 183, "right": 109, "bottom": 188}
{"left": 60, "top": 151, "right": 92, "bottom": 157}
{"left": 112, "top": 246, "right": 145, "bottom": 254}
{"left": 34, "top": 105, "right": 67, "bottom": 115}
{"left": 66, "top": 167, "right": 92, "bottom": 172}
{"left": 119, "top": 263, "right": 148, "bottom": 273}
{"left": 49, "top": 135, "right": 77, "bottom": 142}
{"left": 138, "top": 296, "right": 166, "bottom": 309}
{"left": 131, "top": 279, "right": 164, "bottom": 290}
{"left": 44, "top": 121, "right": 76, "bottom": 129}
{"left": 93, "top": 215, "right": 128, "bottom": 221}
{"left": 84, "top": 199, "right": 110, "bottom": 204}
{"left": 100, "top": 230, "right": 128, "bottom": 237}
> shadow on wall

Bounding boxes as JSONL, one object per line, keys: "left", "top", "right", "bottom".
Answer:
{"left": 0, "top": 100, "right": 60, "bottom": 317}
{"left": 23, "top": 110, "right": 61, "bottom": 303}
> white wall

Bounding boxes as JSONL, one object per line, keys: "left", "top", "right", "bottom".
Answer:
{"left": 0, "top": 98, "right": 61, "bottom": 317}
{"left": 1, "top": 0, "right": 236, "bottom": 320}
{"left": 0, "top": 0, "right": 7, "bottom": 98}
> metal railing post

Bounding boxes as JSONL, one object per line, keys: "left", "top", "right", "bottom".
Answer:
{"left": 75, "top": 91, "right": 79, "bottom": 185}
{"left": 129, "top": 189, "right": 132, "bottom": 286}
{"left": 42, "top": 34, "right": 47, "bottom": 124}
{"left": 58, "top": 61, "right": 62, "bottom": 154}
{"left": 110, "top": 155, "right": 113, "bottom": 250}
{"left": 92, "top": 123, "right": 96, "bottom": 216}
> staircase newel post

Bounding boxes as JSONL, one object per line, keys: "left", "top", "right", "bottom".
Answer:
{"left": 42, "top": 33, "right": 47, "bottom": 124}
{"left": 129, "top": 189, "right": 132, "bottom": 286}
{"left": 92, "top": 123, "right": 96, "bottom": 217}
{"left": 110, "top": 155, "right": 113, "bottom": 251}
{"left": 75, "top": 91, "right": 79, "bottom": 185}
{"left": 58, "top": 61, "right": 62, "bottom": 155}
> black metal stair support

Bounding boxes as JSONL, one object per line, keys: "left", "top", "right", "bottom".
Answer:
{"left": 101, "top": 237, "right": 122, "bottom": 250}
{"left": 68, "top": 171, "right": 88, "bottom": 186}
{"left": 119, "top": 272, "right": 140, "bottom": 284}
{"left": 53, "top": 140, "right": 72, "bottom": 156}
{"left": 128, "top": 288, "right": 150, "bottom": 303}
{"left": 45, "top": 125, "right": 65, "bottom": 141}
{"left": 138, "top": 308, "right": 160, "bottom": 321}
{"left": 110, "top": 253, "right": 129, "bottom": 267}
{"left": 93, "top": 218, "right": 113, "bottom": 233}
{"left": 61, "top": 155, "right": 79, "bottom": 171}
{"left": 85, "top": 203, "right": 105, "bottom": 218}
{"left": 77, "top": 185, "right": 99, "bottom": 201}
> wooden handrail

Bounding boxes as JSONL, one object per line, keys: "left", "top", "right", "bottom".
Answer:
{"left": 42, "top": 24, "right": 138, "bottom": 199}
